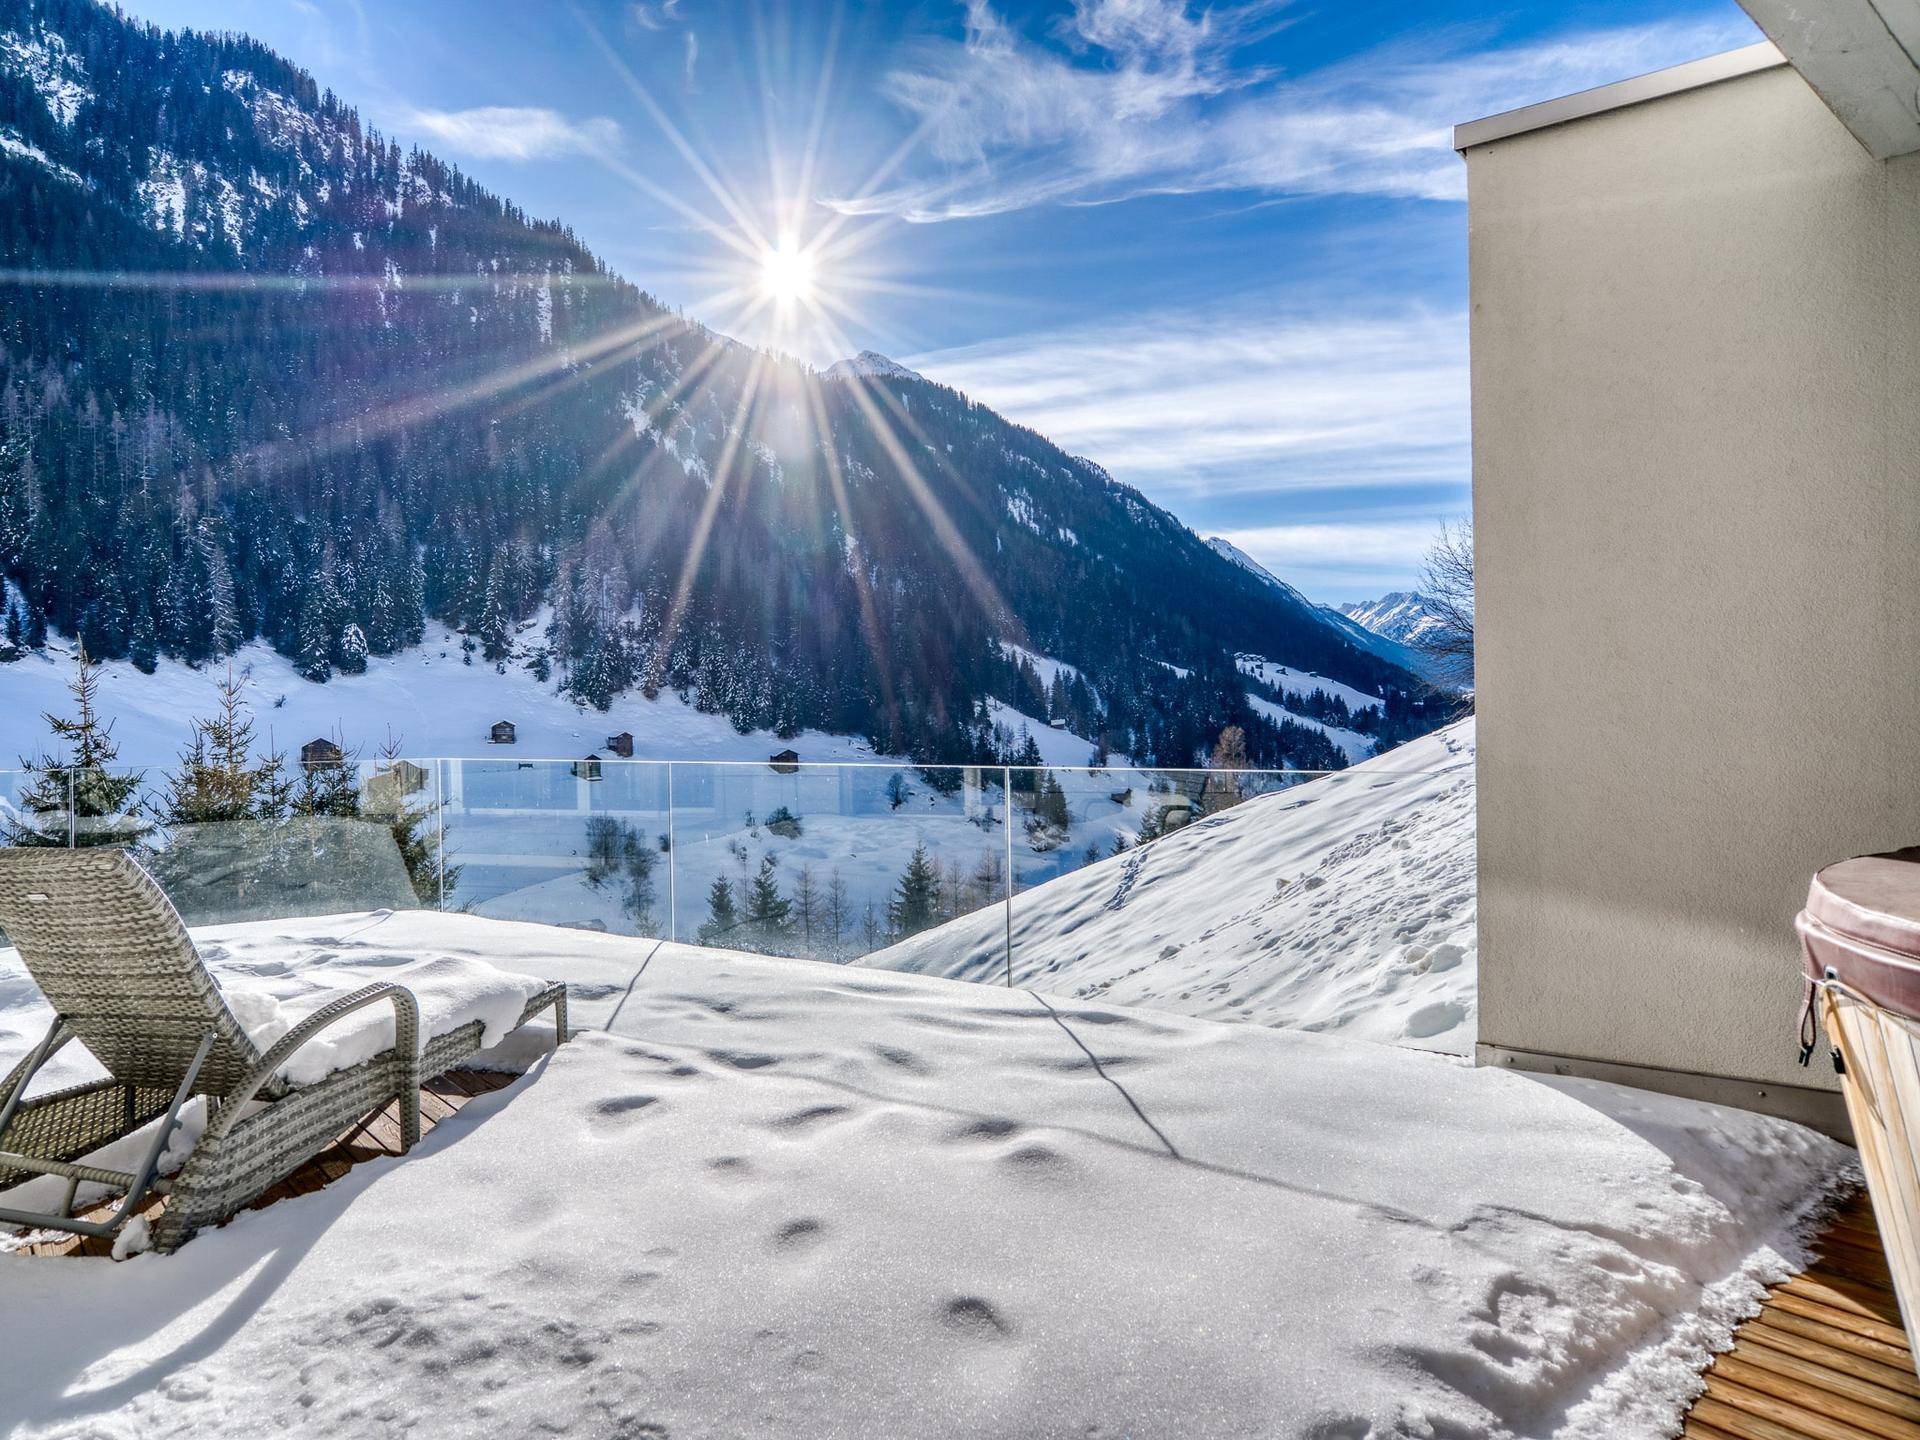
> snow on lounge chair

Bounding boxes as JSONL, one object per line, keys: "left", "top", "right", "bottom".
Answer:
{"left": 0, "top": 847, "right": 567, "bottom": 1252}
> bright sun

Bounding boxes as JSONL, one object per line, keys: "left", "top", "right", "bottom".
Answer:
{"left": 759, "top": 238, "right": 816, "bottom": 305}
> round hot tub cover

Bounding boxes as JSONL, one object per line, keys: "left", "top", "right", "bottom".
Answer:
{"left": 1800, "top": 847, "right": 1920, "bottom": 1022}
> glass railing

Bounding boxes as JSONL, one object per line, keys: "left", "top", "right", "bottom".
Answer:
{"left": 0, "top": 754, "right": 1475, "bottom": 982}
{"left": 0, "top": 757, "right": 1334, "bottom": 962}
{"left": 1, "top": 743, "right": 1476, "bottom": 1062}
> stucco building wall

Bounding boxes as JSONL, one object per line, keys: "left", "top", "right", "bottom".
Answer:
{"left": 1465, "top": 61, "right": 1920, "bottom": 1117}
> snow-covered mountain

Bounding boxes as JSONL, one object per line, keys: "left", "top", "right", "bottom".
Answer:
{"left": 1340, "top": 591, "right": 1448, "bottom": 648}
{"left": 1204, "top": 536, "right": 1443, "bottom": 683}
{"left": 0, "top": 4, "right": 1443, "bottom": 772}
{"left": 863, "top": 719, "right": 1477, "bottom": 1053}
{"left": 821, "top": 351, "right": 925, "bottom": 384}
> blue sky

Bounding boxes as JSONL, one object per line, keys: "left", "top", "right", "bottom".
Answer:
{"left": 125, "top": 0, "right": 1759, "bottom": 602}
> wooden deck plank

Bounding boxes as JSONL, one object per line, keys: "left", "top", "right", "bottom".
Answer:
{"left": 1687, "top": 1194, "right": 1920, "bottom": 1440}
{"left": 1784, "top": 1273, "right": 1908, "bottom": 1328}
{"left": 1771, "top": 1289, "right": 1914, "bottom": 1351}
{"left": 1812, "top": 1248, "right": 1902, "bottom": 1295}
{"left": 9, "top": 1070, "right": 515, "bottom": 1259}
{"left": 1705, "top": 1373, "right": 1908, "bottom": 1440}
{"left": 355, "top": 1101, "right": 409, "bottom": 1156}
{"left": 1691, "top": 1390, "right": 1828, "bottom": 1440}
{"left": 1727, "top": 1337, "right": 1920, "bottom": 1423}
{"left": 416, "top": 1098, "right": 460, "bottom": 1136}
{"left": 1711, "top": 1351, "right": 1920, "bottom": 1439}
{"left": 1744, "top": 1320, "right": 1920, "bottom": 1397}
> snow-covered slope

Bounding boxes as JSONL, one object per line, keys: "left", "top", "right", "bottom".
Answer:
{"left": 0, "top": 627, "right": 884, "bottom": 769}
{"left": 1342, "top": 590, "right": 1447, "bottom": 648}
{"left": 865, "top": 719, "right": 1478, "bottom": 1052}
{"left": 0, "top": 915, "right": 1851, "bottom": 1439}
{"left": 821, "top": 350, "right": 925, "bottom": 383}
{"left": 1207, "top": 535, "right": 1437, "bottom": 682}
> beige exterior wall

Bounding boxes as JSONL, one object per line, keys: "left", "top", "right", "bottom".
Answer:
{"left": 1466, "top": 62, "right": 1920, "bottom": 1098}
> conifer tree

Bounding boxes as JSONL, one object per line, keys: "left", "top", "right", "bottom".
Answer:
{"left": 825, "top": 871, "right": 851, "bottom": 959}
{"left": 1036, "top": 772, "right": 1070, "bottom": 833}
{"left": 584, "top": 814, "right": 622, "bottom": 889}
{"left": 479, "top": 558, "right": 512, "bottom": 662}
{"left": 253, "top": 746, "right": 300, "bottom": 821}
{"left": 163, "top": 667, "right": 276, "bottom": 824}
{"left": 129, "top": 606, "right": 157, "bottom": 673}
{"left": 368, "top": 574, "right": 398, "bottom": 653}
{"left": 10, "top": 643, "right": 144, "bottom": 846}
{"left": 620, "top": 829, "right": 657, "bottom": 931}
{"left": 791, "top": 864, "right": 820, "bottom": 949}
{"left": 697, "top": 876, "right": 738, "bottom": 945}
{"left": 295, "top": 591, "right": 332, "bottom": 682}
{"left": 295, "top": 742, "right": 360, "bottom": 818}
{"left": 1017, "top": 730, "right": 1044, "bottom": 768}
{"left": 338, "top": 623, "right": 369, "bottom": 675}
{"left": 888, "top": 842, "right": 940, "bottom": 940}
{"left": 741, "top": 856, "right": 793, "bottom": 952}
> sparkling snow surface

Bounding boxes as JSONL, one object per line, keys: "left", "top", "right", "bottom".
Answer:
{"left": 867, "top": 719, "right": 1479, "bottom": 1053}
{"left": 0, "top": 628, "right": 886, "bottom": 770}
{"left": 0, "top": 912, "right": 1852, "bottom": 1439}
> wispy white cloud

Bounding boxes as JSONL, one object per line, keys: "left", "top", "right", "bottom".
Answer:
{"left": 910, "top": 301, "right": 1469, "bottom": 497}
{"left": 400, "top": 106, "right": 622, "bottom": 161}
{"left": 628, "top": 0, "right": 686, "bottom": 30}
{"left": 1222, "top": 519, "right": 1440, "bottom": 567}
{"left": 630, "top": 0, "right": 701, "bottom": 89}
{"left": 1217, "top": 518, "right": 1448, "bottom": 600}
{"left": 829, "top": 3, "right": 1757, "bottom": 220}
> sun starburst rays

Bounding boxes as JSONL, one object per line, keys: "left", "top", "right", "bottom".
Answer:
{"left": 3, "top": 1, "right": 1019, "bottom": 715}
{"left": 558, "top": 0, "right": 1023, "bottom": 674}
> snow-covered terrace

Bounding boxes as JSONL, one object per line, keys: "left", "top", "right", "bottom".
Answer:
{"left": 0, "top": 909, "right": 1852, "bottom": 1438}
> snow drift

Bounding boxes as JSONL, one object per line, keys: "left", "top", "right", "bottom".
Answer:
{"left": 865, "top": 717, "right": 1479, "bottom": 1053}
{"left": 0, "top": 914, "right": 1854, "bottom": 1438}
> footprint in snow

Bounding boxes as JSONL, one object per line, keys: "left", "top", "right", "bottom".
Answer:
{"left": 590, "top": 1094, "right": 659, "bottom": 1128}
{"left": 1403, "top": 1001, "right": 1466, "bottom": 1039}
{"left": 765, "top": 1104, "right": 852, "bottom": 1133}
{"left": 940, "top": 1296, "right": 1012, "bottom": 1340}
{"left": 771, "top": 1218, "right": 828, "bottom": 1253}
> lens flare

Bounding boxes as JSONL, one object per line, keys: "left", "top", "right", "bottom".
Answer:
{"left": 759, "top": 238, "right": 816, "bottom": 305}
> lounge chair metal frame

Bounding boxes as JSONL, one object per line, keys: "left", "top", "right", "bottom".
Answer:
{"left": 0, "top": 847, "right": 567, "bottom": 1252}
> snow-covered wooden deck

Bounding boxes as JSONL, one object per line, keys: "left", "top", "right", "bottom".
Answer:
{"left": 1686, "top": 1189, "right": 1919, "bottom": 1440}
{"left": 18, "top": 1069, "right": 520, "bottom": 1259}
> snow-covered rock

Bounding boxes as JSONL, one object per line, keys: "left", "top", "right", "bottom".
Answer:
{"left": 0, "top": 915, "right": 1853, "bottom": 1439}
{"left": 821, "top": 350, "right": 925, "bottom": 384}
{"left": 0, "top": 28, "right": 90, "bottom": 128}
{"left": 865, "top": 719, "right": 1478, "bottom": 1052}
{"left": 1342, "top": 589, "right": 1449, "bottom": 648}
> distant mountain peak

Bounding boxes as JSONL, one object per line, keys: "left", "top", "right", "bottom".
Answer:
{"left": 823, "top": 351, "right": 923, "bottom": 383}
{"left": 1207, "top": 538, "right": 1453, "bottom": 685}
{"left": 1338, "top": 592, "right": 1445, "bottom": 648}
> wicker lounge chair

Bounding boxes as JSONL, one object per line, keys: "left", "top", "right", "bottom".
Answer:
{"left": 0, "top": 847, "right": 567, "bottom": 1252}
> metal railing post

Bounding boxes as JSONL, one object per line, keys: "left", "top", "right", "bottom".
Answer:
{"left": 434, "top": 760, "right": 447, "bottom": 911}
{"left": 66, "top": 770, "right": 75, "bottom": 848}
{"left": 1003, "top": 765, "right": 1014, "bottom": 987}
{"left": 666, "top": 761, "right": 678, "bottom": 944}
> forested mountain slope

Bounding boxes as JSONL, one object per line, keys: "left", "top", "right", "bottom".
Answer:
{"left": 0, "top": 0, "right": 1439, "bottom": 767}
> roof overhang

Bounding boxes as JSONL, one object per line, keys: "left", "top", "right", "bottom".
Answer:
{"left": 1736, "top": 0, "right": 1920, "bottom": 158}
{"left": 1453, "top": 43, "right": 1787, "bottom": 150}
